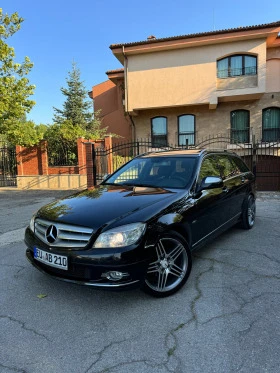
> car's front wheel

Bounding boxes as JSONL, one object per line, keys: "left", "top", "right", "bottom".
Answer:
{"left": 142, "top": 231, "right": 192, "bottom": 297}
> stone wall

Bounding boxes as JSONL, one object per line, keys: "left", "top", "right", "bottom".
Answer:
{"left": 133, "top": 92, "right": 280, "bottom": 144}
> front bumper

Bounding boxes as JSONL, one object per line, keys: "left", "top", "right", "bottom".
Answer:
{"left": 25, "top": 228, "right": 151, "bottom": 290}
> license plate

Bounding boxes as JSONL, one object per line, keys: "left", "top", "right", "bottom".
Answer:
{"left": 34, "top": 248, "right": 68, "bottom": 270}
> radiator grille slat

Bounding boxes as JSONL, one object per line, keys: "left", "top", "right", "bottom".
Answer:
{"left": 34, "top": 218, "right": 93, "bottom": 248}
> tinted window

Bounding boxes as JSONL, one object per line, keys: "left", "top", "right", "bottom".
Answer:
{"left": 216, "top": 155, "right": 237, "bottom": 179}
{"left": 231, "top": 156, "right": 250, "bottom": 173}
{"left": 198, "top": 156, "right": 220, "bottom": 182}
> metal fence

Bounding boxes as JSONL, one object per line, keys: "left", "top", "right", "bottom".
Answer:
{"left": 94, "top": 140, "right": 180, "bottom": 181}
{"left": 0, "top": 142, "right": 17, "bottom": 187}
{"left": 93, "top": 136, "right": 280, "bottom": 191}
{"left": 47, "top": 146, "right": 78, "bottom": 166}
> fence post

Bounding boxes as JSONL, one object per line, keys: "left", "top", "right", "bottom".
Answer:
{"left": 39, "top": 140, "right": 48, "bottom": 175}
{"left": 85, "top": 142, "right": 96, "bottom": 188}
{"left": 252, "top": 134, "right": 257, "bottom": 176}
{"left": 16, "top": 145, "right": 24, "bottom": 176}
{"left": 104, "top": 136, "right": 113, "bottom": 174}
{"left": 77, "top": 138, "right": 87, "bottom": 175}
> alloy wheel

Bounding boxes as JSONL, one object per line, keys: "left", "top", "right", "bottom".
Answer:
{"left": 248, "top": 197, "right": 256, "bottom": 226}
{"left": 145, "top": 237, "right": 189, "bottom": 293}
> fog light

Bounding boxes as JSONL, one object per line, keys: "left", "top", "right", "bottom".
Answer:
{"left": 101, "top": 271, "right": 130, "bottom": 281}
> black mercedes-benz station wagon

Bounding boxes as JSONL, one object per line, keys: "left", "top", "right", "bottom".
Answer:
{"left": 25, "top": 149, "right": 256, "bottom": 297}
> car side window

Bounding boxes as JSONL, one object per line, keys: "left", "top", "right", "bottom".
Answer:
{"left": 198, "top": 156, "right": 220, "bottom": 183}
{"left": 231, "top": 156, "right": 250, "bottom": 173}
{"left": 216, "top": 155, "right": 238, "bottom": 179}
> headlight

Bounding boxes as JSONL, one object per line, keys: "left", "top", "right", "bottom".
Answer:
{"left": 29, "top": 216, "right": 36, "bottom": 232}
{"left": 93, "top": 222, "right": 146, "bottom": 248}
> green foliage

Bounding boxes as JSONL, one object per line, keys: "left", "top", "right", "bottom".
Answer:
{"left": 0, "top": 8, "right": 36, "bottom": 144}
{"left": 5, "top": 119, "right": 46, "bottom": 146}
{"left": 83, "top": 109, "right": 109, "bottom": 140}
{"left": 44, "top": 120, "right": 83, "bottom": 165}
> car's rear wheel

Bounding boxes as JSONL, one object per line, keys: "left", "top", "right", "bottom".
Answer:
{"left": 142, "top": 231, "right": 192, "bottom": 297}
{"left": 240, "top": 194, "right": 256, "bottom": 229}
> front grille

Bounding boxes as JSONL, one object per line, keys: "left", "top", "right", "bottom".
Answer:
{"left": 35, "top": 218, "right": 93, "bottom": 248}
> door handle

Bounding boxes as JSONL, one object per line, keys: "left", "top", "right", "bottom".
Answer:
{"left": 241, "top": 177, "right": 245, "bottom": 183}
{"left": 222, "top": 186, "right": 228, "bottom": 193}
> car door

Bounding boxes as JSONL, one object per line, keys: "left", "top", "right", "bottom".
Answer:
{"left": 191, "top": 155, "right": 228, "bottom": 245}
{"left": 229, "top": 155, "right": 253, "bottom": 217}
{"left": 214, "top": 154, "right": 242, "bottom": 223}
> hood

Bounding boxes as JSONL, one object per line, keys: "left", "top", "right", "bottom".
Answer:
{"left": 36, "top": 185, "right": 181, "bottom": 231}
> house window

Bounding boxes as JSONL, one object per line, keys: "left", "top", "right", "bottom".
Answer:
{"left": 217, "top": 55, "right": 257, "bottom": 78}
{"left": 262, "top": 107, "right": 280, "bottom": 142}
{"left": 151, "top": 117, "right": 167, "bottom": 147}
{"left": 230, "top": 110, "right": 250, "bottom": 143}
{"left": 178, "top": 115, "right": 195, "bottom": 146}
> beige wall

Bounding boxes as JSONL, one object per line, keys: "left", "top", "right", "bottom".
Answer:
{"left": 126, "top": 38, "right": 267, "bottom": 112}
{"left": 266, "top": 46, "right": 280, "bottom": 92}
{"left": 17, "top": 175, "right": 87, "bottom": 190}
{"left": 133, "top": 92, "right": 280, "bottom": 144}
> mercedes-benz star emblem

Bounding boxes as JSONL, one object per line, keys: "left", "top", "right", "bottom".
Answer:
{"left": 45, "top": 225, "right": 58, "bottom": 244}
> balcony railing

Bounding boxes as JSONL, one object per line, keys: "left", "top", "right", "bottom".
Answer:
{"left": 218, "top": 66, "right": 257, "bottom": 79}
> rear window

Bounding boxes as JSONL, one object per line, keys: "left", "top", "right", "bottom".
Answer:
{"left": 231, "top": 156, "right": 250, "bottom": 173}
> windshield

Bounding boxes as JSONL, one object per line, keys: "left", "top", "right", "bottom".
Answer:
{"left": 103, "top": 156, "right": 196, "bottom": 189}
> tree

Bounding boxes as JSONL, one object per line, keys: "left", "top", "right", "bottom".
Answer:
{"left": 49, "top": 62, "right": 115, "bottom": 164}
{"left": 53, "top": 62, "right": 92, "bottom": 128}
{"left": 0, "top": 8, "right": 36, "bottom": 144}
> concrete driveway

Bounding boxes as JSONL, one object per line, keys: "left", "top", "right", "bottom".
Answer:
{"left": 0, "top": 189, "right": 280, "bottom": 373}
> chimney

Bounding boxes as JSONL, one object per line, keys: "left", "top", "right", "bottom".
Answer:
{"left": 147, "top": 35, "right": 156, "bottom": 40}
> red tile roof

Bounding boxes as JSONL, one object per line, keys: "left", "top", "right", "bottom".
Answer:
{"left": 106, "top": 68, "right": 124, "bottom": 75}
{"left": 110, "top": 21, "right": 280, "bottom": 49}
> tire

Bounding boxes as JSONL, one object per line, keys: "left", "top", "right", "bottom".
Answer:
{"left": 142, "top": 231, "right": 192, "bottom": 297}
{"left": 240, "top": 194, "right": 256, "bottom": 230}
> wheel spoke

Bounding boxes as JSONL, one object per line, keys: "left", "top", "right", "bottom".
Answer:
{"left": 157, "top": 270, "right": 168, "bottom": 290}
{"left": 172, "top": 262, "right": 185, "bottom": 273}
{"left": 156, "top": 240, "right": 166, "bottom": 259}
{"left": 147, "top": 262, "right": 159, "bottom": 274}
{"left": 168, "top": 244, "right": 184, "bottom": 261}
{"left": 169, "top": 264, "right": 185, "bottom": 278}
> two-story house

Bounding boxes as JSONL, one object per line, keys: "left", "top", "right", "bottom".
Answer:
{"left": 92, "top": 21, "right": 280, "bottom": 147}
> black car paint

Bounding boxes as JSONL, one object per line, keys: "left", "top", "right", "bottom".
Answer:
{"left": 25, "top": 150, "right": 255, "bottom": 292}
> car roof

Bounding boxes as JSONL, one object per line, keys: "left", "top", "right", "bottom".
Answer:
{"left": 140, "top": 149, "right": 204, "bottom": 158}
{"left": 138, "top": 148, "right": 238, "bottom": 158}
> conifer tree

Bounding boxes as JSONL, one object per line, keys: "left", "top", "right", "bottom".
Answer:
{"left": 53, "top": 62, "right": 92, "bottom": 128}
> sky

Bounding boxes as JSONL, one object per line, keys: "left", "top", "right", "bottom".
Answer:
{"left": 1, "top": 0, "right": 280, "bottom": 125}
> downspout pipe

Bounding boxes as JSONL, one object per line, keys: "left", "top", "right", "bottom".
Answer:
{"left": 122, "top": 46, "right": 136, "bottom": 142}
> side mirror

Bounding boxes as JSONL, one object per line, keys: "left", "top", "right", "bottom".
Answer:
{"left": 198, "top": 176, "right": 223, "bottom": 192}
{"left": 200, "top": 176, "right": 224, "bottom": 190}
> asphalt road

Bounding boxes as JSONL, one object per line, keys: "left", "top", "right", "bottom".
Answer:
{"left": 0, "top": 189, "right": 280, "bottom": 373}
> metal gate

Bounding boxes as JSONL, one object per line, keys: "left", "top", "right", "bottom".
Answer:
{"left": 94, "top": 140, "right": 177, "bottom": 182}
{"left": 255, "top": 141, "right": 280, "bottom": 191}
{"left": 0, "top": 142, "right": 17, "bottom": 187}
{"left": 195, "top": 135, "right": 254, "bottom": 170}
{"left": 93, "top": 136, "right": 279, "bottom": 191}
